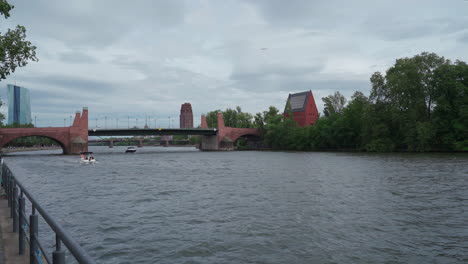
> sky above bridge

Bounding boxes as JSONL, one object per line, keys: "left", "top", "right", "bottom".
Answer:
{"left": 1, "top": 0, "right": 468, "bottom": 127}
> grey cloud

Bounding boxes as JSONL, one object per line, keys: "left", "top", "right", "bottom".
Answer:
{"left": 457, "top": 32, "right": 468, "bottom": 43}
{"left": 247, "top": 0, "right": 468, "bottom": 42}
{"left": 244, "top": 0, "right": 318, "bottom": 22}
{"left": 16, "top": 74, "right": 116, "bottom": 94}
{"left": 110, "top": 55, "right": 150, "bottom": 72}
{"left": 364, "top": 17, "right": 468, "bottom": 42}
{"left": 230, "top": 64, "right": 324, "bottom": 81}
{"left": 9, "top": 0, "right": 188, "bottom": 48}
{"left": 59, "top": 51, "right": 97, "bottom": 64}
{"left": 232, "top": 75, "right": 370, "bottom": 93}
{"left": 368, "top": 20, "right": 435, "bottom": 41}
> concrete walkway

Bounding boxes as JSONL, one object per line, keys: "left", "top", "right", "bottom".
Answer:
{"left": 0, "top": 188, "right": 29, "bottom": 264}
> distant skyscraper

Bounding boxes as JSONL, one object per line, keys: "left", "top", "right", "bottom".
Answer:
{"left": 179, "top": 103, "right": 193, "bottom": 128}
{"left": 7, "top": 84, "right": 32, "bottom": 125}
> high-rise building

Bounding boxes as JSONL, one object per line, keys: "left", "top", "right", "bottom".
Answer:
{"left": 7, "top": 84, "right": 32, "bottom": 125}
{"left": 179, "top": 103, "right": 193, "bottom": 128}
{"left": 283, "top": 90, "right": 319, "bottom": 127}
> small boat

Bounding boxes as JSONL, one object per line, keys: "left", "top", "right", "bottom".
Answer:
{"left": 80, "top": 152, "right": 97, "bottom": 164}
{"left": 125, "top": 147, "right": 137, "bottom": 153}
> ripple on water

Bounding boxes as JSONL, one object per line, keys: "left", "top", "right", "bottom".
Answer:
{"left": 4, "top": 148, "right": 468, "bottom": 264}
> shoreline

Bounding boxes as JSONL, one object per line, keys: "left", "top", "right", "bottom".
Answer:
{"left": 1, "top": 147, "right": 62, "bottom": 154}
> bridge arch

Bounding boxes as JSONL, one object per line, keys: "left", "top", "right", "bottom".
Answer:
{"left": 233, "top": 133, "right": 262, "bottom": 143}
{"left": 2, "top": 135, "right": 68, "bottom": 154}
{"left": 0, "top": 108, "right": 89, "bottom": 155}
{"left": 230, "top": 133, "right": 262, "bottom": 150}
{"left": 200, "top": 113, "right": 261, "bottom": 150}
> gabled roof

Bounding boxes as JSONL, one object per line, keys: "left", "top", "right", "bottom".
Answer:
{"left": 284, "top": 91, "right": 311, "bottom": 113}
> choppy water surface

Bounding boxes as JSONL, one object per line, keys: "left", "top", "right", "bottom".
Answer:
{"left": 4, "top": 147, "right": 468, "bottom": 263}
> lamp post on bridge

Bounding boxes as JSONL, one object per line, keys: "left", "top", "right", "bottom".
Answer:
{"left": 63, "top": 118, "right": 66, "bottom": 127}
{"left": 34, "top": 116, "right": 37, "bottom": 127}
{"left": 128, "top": 116, "right": 130, "bottom": 129}
{"left": 95, "top": 118, "right": 98, "bottom": 128}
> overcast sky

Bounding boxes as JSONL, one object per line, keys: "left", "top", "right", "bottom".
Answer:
{"left": 2, "top": 0, "right": 468, "bottom": 128}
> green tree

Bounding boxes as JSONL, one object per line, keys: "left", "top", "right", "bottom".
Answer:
{"left": 431, "top": 60, "right": 468, "bottom": 151}
{"left": 205, "top": 110, "right": 220, "bottom": 128}
{"left": 322, "top": 91, "right": 347, "bottom": 117}
{"left": 0, "top": 0, "right": 38, "bottom": 80}
{"left": 205, "top": 107, "right": 253, "bottom": 128}
{"left": 369, "top": 53, "right": 439, "bottom": 150}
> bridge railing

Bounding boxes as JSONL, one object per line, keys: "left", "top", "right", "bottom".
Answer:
{"left": 1, "top": 161, "right": 95, "bottom": 264}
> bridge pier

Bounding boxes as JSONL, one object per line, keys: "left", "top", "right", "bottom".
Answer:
{"left": 138, "top": 140, "right": 143, "bottom": 148}
{"left": 109, "top": 140, "right": 114, "bottom": 148}
{"left": 200, "top": 135, "right": 219, "bottom": 150}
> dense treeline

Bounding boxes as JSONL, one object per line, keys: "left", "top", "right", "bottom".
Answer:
{"left": 208, "top": 53, "right": 468, "bottom": 152}
{"left": 4, "top": 135, "right": 57, "bottom": 148}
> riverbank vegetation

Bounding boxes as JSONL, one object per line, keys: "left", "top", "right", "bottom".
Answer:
{"left": 209, "top": 52, "right": 468, "bottom": 152}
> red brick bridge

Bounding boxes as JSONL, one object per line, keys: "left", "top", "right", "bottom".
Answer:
{"left": 0, "top": 108, "right": 89, "bottom": 154}
{"left": 0, "top": 109, "right": 260, "bottom": 154}
{"left": 200, "top": 113, "right": 261, "bottom": 150}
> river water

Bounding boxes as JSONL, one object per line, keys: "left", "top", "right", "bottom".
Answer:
{"left": 4, "top": 147, "right": 468, "bottom": 263}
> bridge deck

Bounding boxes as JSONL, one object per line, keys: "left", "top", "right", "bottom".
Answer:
{"left": 88, "top": 128, "right": 217, "bottom": 136}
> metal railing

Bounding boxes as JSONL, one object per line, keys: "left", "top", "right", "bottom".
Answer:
{"left": 1, "top": 161, "right": 96, "bottom": 264}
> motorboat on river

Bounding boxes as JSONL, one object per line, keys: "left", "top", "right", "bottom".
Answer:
{"left": 125, "top": 147, "right": 137, "bottom": 153}
{"left": 80, "top": 152, "right": 97, "bottom": 164}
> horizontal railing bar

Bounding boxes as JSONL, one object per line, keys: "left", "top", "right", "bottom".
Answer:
{"left": 4, "top": 165, "right": 95, "bottom": 264}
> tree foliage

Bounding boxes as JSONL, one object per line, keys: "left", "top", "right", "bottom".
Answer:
{"left": 205, "top": 107, "right": 254, "bottom": 128}
{"left": 322, "top": 91, "right": 347, "bottom": 117}
{"left": 0, "top": 0, "right": 38, "bottom": 80}
{"left": 253, "top": 52, "right": 468, "bottom": 152}
{"left": 5, "top": 136, "right": 56, "bottom": 147}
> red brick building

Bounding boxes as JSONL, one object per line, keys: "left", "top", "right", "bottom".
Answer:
{"left": 179, "top": 103, "right": 193, "bottom": 128}
{"left": 284, "top": 91, "right": 319, "bottom": 127}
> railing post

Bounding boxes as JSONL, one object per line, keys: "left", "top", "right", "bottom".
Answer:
{"left": 13, "top": 184, "right": 18, "bottom": 232}
{"left": 30, "top": 207, "right": 38, "bottom": 264}
{"left": 19, "top": 191, "right": 25, "bottom": 255}
{"left": 1, "top": 165, "right": 4, "bottom": 188}
{"left": 52, "top": 234, "right": 65, "bottom": 264}
{"left": 6, "top": 172, "right": 11, "bottom": 207}
{"left": 10, "top": 178, "right": 15, "bottom": 218}
{"left": 9, "top": 173, "right": 13, "bottom": 207}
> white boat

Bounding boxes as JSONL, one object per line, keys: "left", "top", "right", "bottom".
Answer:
{"left": 125, "top": 147, "right": 137, "bottom": 153}
{"left": 80, "top": 152, "right": 97, "bottom": 164}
